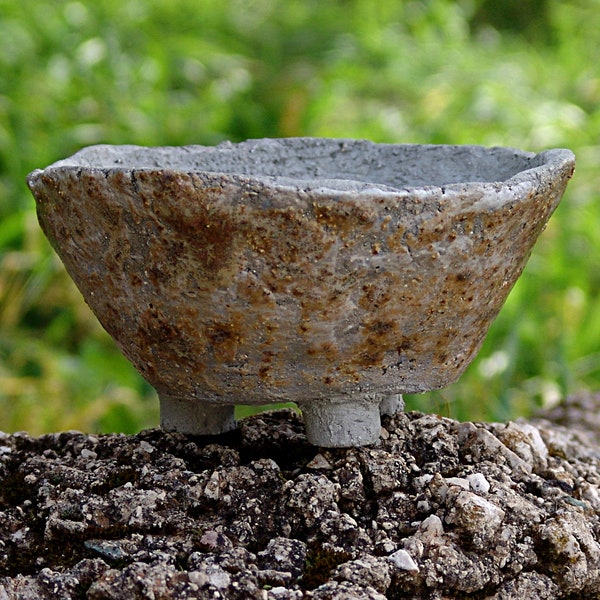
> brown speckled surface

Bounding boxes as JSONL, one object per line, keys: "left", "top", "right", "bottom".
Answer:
{"left": 27, "top": 139, "right": 574, "bottom": 442}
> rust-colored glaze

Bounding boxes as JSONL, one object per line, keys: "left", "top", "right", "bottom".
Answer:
{"left": 27, "top": 139, "right": 575, "bottom": 408}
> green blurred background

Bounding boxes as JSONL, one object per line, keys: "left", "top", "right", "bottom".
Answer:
{"left": 1, "top": 0, "right": 599, "bottom": 434}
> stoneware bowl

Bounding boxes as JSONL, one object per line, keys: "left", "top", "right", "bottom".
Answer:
{"left": 27, "top": 138, "right": 575, "bottom": 446}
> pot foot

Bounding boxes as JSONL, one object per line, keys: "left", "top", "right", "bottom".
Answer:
{"left": 159, "top": 396, "right": 236, "bottom": 435}
{"left": 380, "top": 394, "right": 404, "bottom": 416}
{"left": 299, "top": 399, "right": 381, "bottom": 447}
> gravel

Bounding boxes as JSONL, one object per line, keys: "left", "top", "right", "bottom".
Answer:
{"left": 2, "top": 393, "right": 600, "bottom": 599}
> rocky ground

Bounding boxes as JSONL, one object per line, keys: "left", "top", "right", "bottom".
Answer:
{"left": 2, "top": 393, "right": 600, "bottom": 599}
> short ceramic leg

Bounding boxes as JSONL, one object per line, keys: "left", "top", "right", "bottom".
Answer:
{"left": 380, "top": 394, "right": 404, "bottom": 416}
{"left": 160, "top": 395, "right": 236, "bottom": 435}
{"left": 299, "top": 400, "right": 381, "bottom": 447}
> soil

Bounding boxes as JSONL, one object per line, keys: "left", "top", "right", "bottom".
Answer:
{"left": 2, "top": 392, "right": 600, "bottom": 599}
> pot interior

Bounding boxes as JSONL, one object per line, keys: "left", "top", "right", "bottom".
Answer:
{"left": 55, "top": 139, "right": 538, "bottom": 191}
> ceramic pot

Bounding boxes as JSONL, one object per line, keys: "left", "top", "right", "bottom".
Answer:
{"left": 27, "top": 138, "right": 575, "bottom": 446}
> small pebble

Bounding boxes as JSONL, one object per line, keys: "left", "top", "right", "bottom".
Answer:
{"left": 388, "top": 549, "right": 419, "bottom": 572}
{"left": 306, "top": 453, "right": 332, "bottom": 470}
{"left": 467, "top": 473, "right": 491, "bottom": 494}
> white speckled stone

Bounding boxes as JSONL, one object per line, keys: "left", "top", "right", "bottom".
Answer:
{"left": 467, "top": 472, "right": 491, "bottom": 494}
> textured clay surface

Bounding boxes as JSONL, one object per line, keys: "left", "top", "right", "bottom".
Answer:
{"left": 27, "top": 139, "right": 575, "bottom": 413}
{"left": 2, "top": 394, "right": 600, "bottom": 599}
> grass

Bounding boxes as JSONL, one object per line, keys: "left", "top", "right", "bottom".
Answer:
{"left": 0, "top": 0, "right": 599, "bottom": 433}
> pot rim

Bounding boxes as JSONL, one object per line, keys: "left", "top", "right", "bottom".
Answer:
{"left": 27, "top": 138, "right": 575, "bottom": 201}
